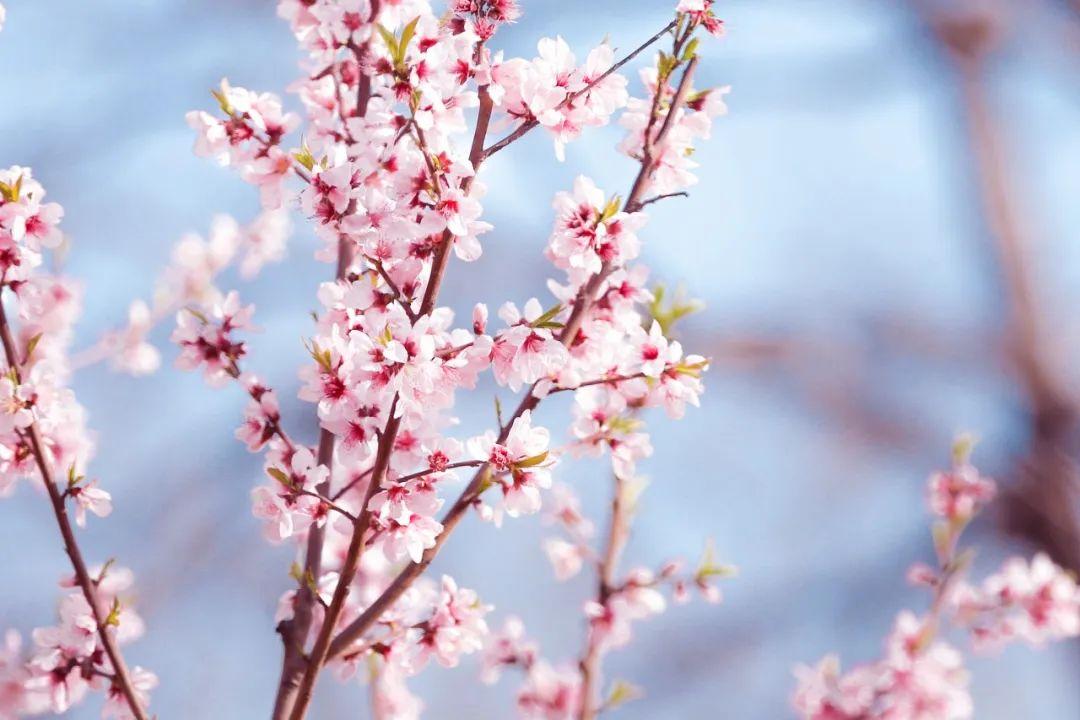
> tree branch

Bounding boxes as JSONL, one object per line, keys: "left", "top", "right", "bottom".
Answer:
{"left": 0, "top": 298, "right": 149, "bottom": 720}
{"left": 325, "top": 51, "right": 703, "bottom": 664}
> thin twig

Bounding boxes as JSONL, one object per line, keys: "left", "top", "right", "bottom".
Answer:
{"left": 638, "top": 191, "right": 689, "bottom": 208}
{"left": 578, "top": 470, "right": 633, "bottom": 720}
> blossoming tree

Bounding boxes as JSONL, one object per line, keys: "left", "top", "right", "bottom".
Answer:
{"left": 0, "top": 1, "right": 1076, "bottom": 720}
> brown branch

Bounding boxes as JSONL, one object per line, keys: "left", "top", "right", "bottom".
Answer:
{"left": 355, "top": 0, "right": 382, "bottom": 118}
{"left": 638, "top": 191, "right": 689, "bottom": 208}
{"left": 0, "top": 298, "right": 148, "bottom": 720}
{"left": 271, "top": 235, "right": 355, "bottom": 719}
{"left": 578, "top": 471, "right": 633, "bottom": 719}
{"left": 417, "top": 81, "right": 495, "bottom": 317}
{"left": 331, "top": 466, "right": 375, "bottom": 503}
{"left": 288, "top": 403, "right": 401, "bottom": 720}
{"left": 368, "top": 257, "right": 418, "bottom": 322}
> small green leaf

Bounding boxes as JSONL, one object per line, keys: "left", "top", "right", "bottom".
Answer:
{"left": 292, "top": 144, "right": 315, "bottom": 172}
{"left": 23, "top": 333, "right": 43, "bottom": 362}
{"left": 681, "top": 37, "right": 700, "bottom": 63}
{"left": 96, "top": 558, "right": 117, "bottom": 585}
{"left": 598, "top": 194, "right": 622, "bottom": 223}
{"left": 514, "top": 451, "right": 549, "bottom": 469}
{"left": 210, "top": 84, "right": 233, "bottom": 116}
{"left": 657, "top": 51, "right": 678, "bottom": 80}
{"left": 184, "top": 306, "right": 209, "bottom": 324}
{"left": 606, "top": 680, "right": 643, "bottom": 710}
{"left": 0, "top": 174, "right": 23, "bottom": 203}
{"left": 267, "top": 467, "right": 294, "bottom": 488}
{"left": 951, "top": 433, "right": 977, "bottom": 466}
{"left": 376, "top": 24, "right": 399, "bottom": 62}
{"left": 695, "top": 538, "right": 737, "bottom": 581}
{"left": 608, "top": 415, "right": 644, "bottom": 434}
{"left": 476, "top": 466, "right": 494, "bottom": 494}
{"left": 530, "top": 303, "right": 563, "bottom": 328}
{"left": 104, "top": 598, "right": 122, "bottom": 627}
{"left": 398, "top": 16, "right": 421, "bottom": 62}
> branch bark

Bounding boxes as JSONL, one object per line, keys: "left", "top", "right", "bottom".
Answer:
{"left": 577, "top": 471, "right": 632, "bottom": 720}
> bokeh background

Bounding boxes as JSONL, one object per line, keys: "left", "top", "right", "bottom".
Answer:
{"left": 1, "top": 0, "right": 1079, "bottom": 717}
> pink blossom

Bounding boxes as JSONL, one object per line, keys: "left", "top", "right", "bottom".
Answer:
{"left": 927, "top": 462, "right": 996, "bottom": 522}
{"left": 490, "top": 299, "right": 569, "bottom": 391}
{"left": 480, "top": 616, "right": 536, "bottom": 685}
{"left": 517, "top": 661, "right": 581, "bottom": 720}
{"left": 102, "top": 666, "right": 157, "bottom": 720}
{"left": 543, "top": 538, "right": 585, "bottom": 581}
{"left": 68, "top": 480, "right": 112, "bottom": 528}
{"left": 954, "top": 553, "right": 1080, "bottom": 649}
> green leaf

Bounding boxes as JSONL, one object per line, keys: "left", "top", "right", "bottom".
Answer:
{"left": 681, "top": 37, "right": 700, "bottom": 63}
{"left": 514, "top": 451, "right": 549, "bottom": 469}
{"left": 695, "top": 538, "right": 737, "bottom": 581}
{"left": 23, "top": 333, "right": 43, "bottom": 362}
{"left": 267, "top": 467, "right": 294, "bottom": 488}
{"left": 184, "top": 306, "right": 209, "bottom": 324}
{"left": 608, "top": 415, "right": 643, "bottom": 434}
{"left": 530, "top": 303, "right": 563, "bottom": 328}
{"left": 657, "top": 51, "right": 678, "bottom": 80}
{"left": 951, "top": 433, "right": 976, "bottom": 466}
{"left": 104, "top": 598, "right": 122, "bottom": 627}
{"left": 398, "top": 16, "right": 421, "bottom": 62}
{"left": 96, "top": 558, "right": 117, "bottom": 585}
{"left": 292, "top": 144, "right": 315, "bottom": 172}
{"left": 597, "top": 194, "right": 622, "bottom": 223}
{"left": 606, "top": 680, "right": 643, "bottom": 710}
{"left": 476, "top": 466, "right": 494, "bottom": 494}
{"left": 210, "top": 85, "right": 233, "bottom": 116}
{"left": 0, "top": 174, "right": 23, "bottom": 203}
{"left": 376, "top": 24, "right": 399, "bottom": 62}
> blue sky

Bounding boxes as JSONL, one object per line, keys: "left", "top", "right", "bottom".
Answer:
{"left": 0, "top": 1, "right": 1078, "bottom": 717}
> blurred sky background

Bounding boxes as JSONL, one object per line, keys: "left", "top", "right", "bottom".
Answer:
{"left": 1, "top": 0, "right": 1079, "bottom": 717}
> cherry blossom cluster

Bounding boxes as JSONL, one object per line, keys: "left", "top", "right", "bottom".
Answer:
{"left": 618, "top": 66, "right": 728, "bottom": 199}
{"left": 675, "top": 1, "right": 725, "bottom": 38}
{"left": 80, "top": 209, "right": 290, "bottom": 377}
{"left": 0, "top": 169, "right": 153, "bottom": 719}
{"left": 489, "top": 37, "right": 628, "bottom": 161}
{"left": 792, "top": 440, "right": 1080, "bottom": 720}
{"left": 0, "top": 567, "right": 155, "bottom": 719}
{"left": 300, "top": 572, "right": 491, "bottom": 717}
{"left": 171, "top": 1, "right": 728, "bottom": 718}
{"left": 473, "top": 285, "right": 730, "bottom": 718}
